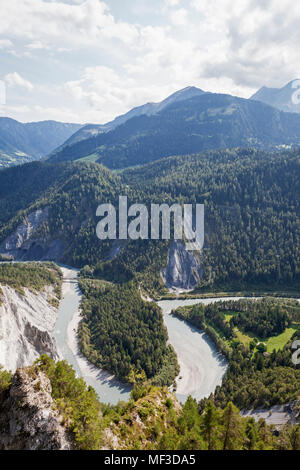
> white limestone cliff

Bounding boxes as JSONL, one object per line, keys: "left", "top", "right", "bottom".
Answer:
{"left": 0, "top": 283, "right": 60, "bottom": 372}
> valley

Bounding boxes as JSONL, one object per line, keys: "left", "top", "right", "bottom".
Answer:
{"left": 53, "top": 265, "right": 132, "bottom": 405}
{"left": 0, "top": 118, "right": 82, "bottom": 169}
{"left": 1, "top": 261, "right": 298, "bottom": 415}
{"left": 0, "top": 263, "right": 299, "bottom": 449}
{"left": 2, "top": 0, "right": 300, "bottom": 451}
{"left": 0, "top": 262, "right": 228, "bottom": 405}
{"left": 0, "top": 85, "right": 300, "bottom": 451}
{"left": 55, "top": 267, "right": 228, "bottom": 405}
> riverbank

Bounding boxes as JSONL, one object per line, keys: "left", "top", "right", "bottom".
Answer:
{"left": 54, "top": 267, "right": 131, "bottom": 405}
{"left": 158, "top": 289, "right": 300, "bottom": 301}
{"left": 56, "top": 269, "right": 229, "bottom": 404}
{"left": 56, "top": 270, "right": 298, "bottom": 407}
{"left": 158, "top": 298, "right": 229, "bottom": 402}
{"left": 242, "top": 403, "right": 299, "bottom": 427}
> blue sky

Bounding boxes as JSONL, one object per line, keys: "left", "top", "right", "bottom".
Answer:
{"left": 0, "top": 0, "right": 300, "bottom": 123}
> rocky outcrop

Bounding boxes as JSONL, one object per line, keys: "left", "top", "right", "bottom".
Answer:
{"left": 24, "top": 323, "right": 59, "bottom": 361}
{"left": 0, "top": 367, "right": 74, "bottom": 450}
{"left": 161, "top": 241, "right": 203, "bottom": 292}
{"left": 0, "top": 208, "right": 65, "bottom": 262}
{"left": 102, "top": 387, "right": 181, "bottom": 450}
{"left": 0, "top": 284, "right": 60, "bottom": 372}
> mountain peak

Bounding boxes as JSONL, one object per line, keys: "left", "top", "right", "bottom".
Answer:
{"left": 251, "top": 79, "right": 300, "bottom": 113}
{"left": 158, "top": 86, "right": 205, "bottom": 108}
{"left": 285, "top": 79, "right": 300, "bottom": 88}
{"left": 52, "top": 85, "right": 208, "bottom": 149}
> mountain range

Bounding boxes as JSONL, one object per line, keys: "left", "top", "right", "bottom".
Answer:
{"left": 49, "top": 89, "right": 300, "bottom": 169}
{"left": 2, "top": 81, "right": 300, "bottom": 171}
{"left": 60, "top": 85, "right": 206, "bottom": 148}
{"left": 0, "top": 118, "right": 82, "bottom": 168}
{"left": 0, "top": 81, "right": 300, "bottom": 450}
{"left": 251, "top": 79, "right": 300, "bottom": 114}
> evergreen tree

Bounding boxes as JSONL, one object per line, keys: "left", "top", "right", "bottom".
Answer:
{"left": 221, "top": 402, "right": 244, "bottom": 450}
{"left": 201, "top": 401, "right": 219, "bottom": 450}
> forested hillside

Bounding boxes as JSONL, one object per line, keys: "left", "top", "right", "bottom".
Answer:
{"left": 173, "top": 299, "right": 300, "bottom": 410}
{"left": 54, "top": 86, "right": 206, "bottom": 151}
{"left": 0, "top": 160, "right": 126, "bottom": 266}
{"left": 49, "top": 93, "right": 300, "bottom": 169}
{"left": 1, "top": 356, "right": 299, "bottom": 450}
{"left": 78, "top": 278, "right": 179, "bottom": 385}
{"left": 0, "top": 118, "right": 82, "bottom": 168}
{"left": 0, "top": 262, "right": 61, "bottom": 299}
{"left": 122, "top": 147, "right": 300, "bottom": 293}
{"left": 1, "top": 147, "right": 300, "bottom": 294}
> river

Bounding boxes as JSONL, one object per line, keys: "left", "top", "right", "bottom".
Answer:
{"left": 53, "top": 268, "right": 241, "bottom": 405}
{"left": 53, "top": 266, "right": 132, "bottom": 405}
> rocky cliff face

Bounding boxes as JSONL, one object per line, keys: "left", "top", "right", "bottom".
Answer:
{"left": 0, "top": 367, "right": 74, "bottom": 450}
{"left": 161, "top": 241, "right": 203, "bottom": 292}
{"left": 0, "top": 208, "right": 65, "bottom": 262}
{"left": 0, "top": 284, "right": 60, "bottom": 372}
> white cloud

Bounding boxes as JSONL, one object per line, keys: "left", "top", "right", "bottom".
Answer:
{"left": 4, "top": 103, "right": 82, "bottom": 123}
{"left": 1, "top": 0, "right": 300, "bottom": 123}
{"left": 190, "top": 0, "right": 300, "bottom": 89}
{"left": 165, "top": 0, "right": 180, "bottom": 6}
{"left": 0, "top": 0, "right": 139, "bottom": 48}
{"left": 5, "top": 72, "right": 34, "bottom": 92}
{"left": 0, "top": 39, "right": 13, "bottom": 49}
{"left": 170, "top": 8, "right": 188, "bottom": 26}
{"left": 64, "top": 65, "right": 164, "bottom": 122}
{"left": 26, "top": 41, "right": 49, "bottom": 50}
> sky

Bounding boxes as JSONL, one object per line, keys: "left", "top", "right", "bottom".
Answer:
{"left": 0, "top": 0, "right": 300, "bottom": 124}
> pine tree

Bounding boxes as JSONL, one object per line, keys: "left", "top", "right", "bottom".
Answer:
{"left": 245, "top": 419, "right": 258, "bottom": 450}
{"left": 200, "top": 401, "right": 219, "bottom": 450}
{"left": 221, "top": 402, "right": 243, "bottom": 450}
{"left": 289, "top": 424, "right": 300, "bottom": 450}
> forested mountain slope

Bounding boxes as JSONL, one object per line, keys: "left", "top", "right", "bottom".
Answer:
{"left": 49, "top": 93, "right": 300, "bottom": 169}
{"left": 0, "top": 356, "right": 299, "bottom": 450}
{"left": 0, "top": 147, "right": 300, "bottom": 294}
{"left": 0, "top": 160, "right": 124, "bottom": 262}
{"left": 0, "top": 118, "right": 82, "bottom": 168}
{"left": 173, "top": 298, "right": 300, "bottom": 411}
{"left": 55, "top": 86, "right": 205, "bottom": 149}
{"left": 122, "top": 147, "right": 300, "bottom": 292}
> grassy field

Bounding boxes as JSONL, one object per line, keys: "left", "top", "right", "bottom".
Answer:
{"left": 170, "top": 295, "right": 300, "bottom": 355}
{"left": 266, "top": 325, "right": 300, "bottom": 352}
{"left": 234, "top": 328, "right": 253, "bottom": 348}
{"left": 232, "top": 324, "right": 299, "bottom": 353}
{"left": 224, "top": 313, "right": 234, "bottom": 323}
